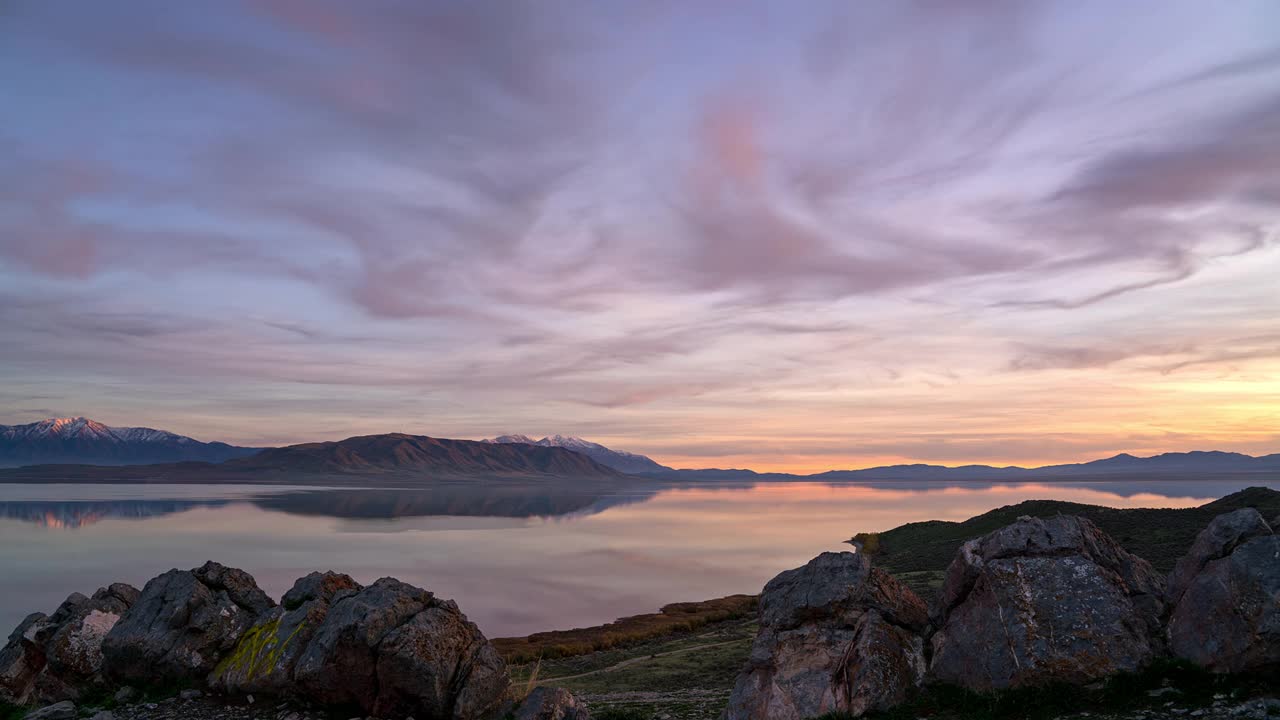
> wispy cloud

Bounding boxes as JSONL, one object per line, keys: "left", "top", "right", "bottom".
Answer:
{"left": 1, "top": 0, "right": 1278, "bottom": 469}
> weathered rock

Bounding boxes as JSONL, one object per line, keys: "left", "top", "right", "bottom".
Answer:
{"left": 510, "top": 687, "right": 591, "bottom": 720}
{"left": 102, "top": 561, "right": 273, "bottom": 685}
{"left": 1167, "top": 509, "right": 1279, "bottom": 672}
{"left": 725, "top": 552, "right": 927, "bottom": 720}
{"left": 209, "top": 572, "right": 361, "bottom": 694}
{"left": 219, "top": 575, "right": 510, "bottom": 720}
{"left": 929, "top": 515, "right": 1165, "bottom": 691}
{"left": 373, "top": 599, "right": 510, "bottom": 719}
{"left": 112, "top": 686, "right": 136, "bottom": 703}
{"left": 0, "top": 584, "right": 138, "bottom": 705}
{"left": 22, "top": 700, "right": 76, "bottom": 720}
{"left": 1167, "top": 508, "right": 1273, "bottom": 607}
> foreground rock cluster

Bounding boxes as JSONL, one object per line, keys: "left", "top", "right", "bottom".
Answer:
{"left": 727, "top": 508, "right": 1280, "bottom": 719}
{"left": 1, "top": 564, "right": 589, "bottom": 720}
{"left": 3, "top": 507, "right": 1275, "bottom": 720}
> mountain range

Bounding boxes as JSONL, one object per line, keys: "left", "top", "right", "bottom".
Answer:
{"left": 0, "top": 417, "right": 261, "bottom": 467}
{"left": 233, "top": 433, "right": 623, "bottom": 478}
{"left": 0, "top": 417, "right": 1277, "bottom": 483}
{"left": 0, "top": 431, "right": 625, "bottom": 484}
{"left": 482, "top": 434, "right": 672, "bottom": 473}
{"left": 646, "top": 450, "right": 1280, "bottom": 481}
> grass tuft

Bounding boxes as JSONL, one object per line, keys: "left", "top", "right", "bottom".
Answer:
{"left": 494, "top": 594, "right": 757, "bottom": 664}
{"left": 0, "top": 700, "right": 24, "bottom": 720}
{"left": 593, "top": 707, "right": 654, "bottom": 720}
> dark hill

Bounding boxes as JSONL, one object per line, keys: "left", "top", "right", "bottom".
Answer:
{"left": 230, "top": 433, "right": 624, "bottom": 477}
{"left": 853, "top": 486, "right": 1280, "bottom": 595}
{"left": 0, "top": 433, "right": 626, "bottom": 484}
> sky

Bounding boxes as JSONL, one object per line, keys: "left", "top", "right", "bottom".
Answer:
{"left": 1, "top": 1, "right": 1279, "bottom": 473}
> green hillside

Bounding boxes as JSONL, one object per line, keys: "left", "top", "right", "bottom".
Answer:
{"left": 853, "top": 486, "right": 1280, "bottom": 595}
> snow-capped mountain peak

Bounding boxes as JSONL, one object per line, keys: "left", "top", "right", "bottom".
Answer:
{"left": 483, "top": 434, "right": 539, "bottom": 445}
{"left": 1, "top": 417, "right": 192, "bottom": 444}
{"left": 0, "top": 417, "right": 260, "bottom": 467}
{"left": 481, "top": 433, "right": 672, "bottom": 474}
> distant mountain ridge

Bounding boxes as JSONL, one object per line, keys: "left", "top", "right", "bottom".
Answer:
{"left": 235, "top": 433, "right": 625, "bottom": 478}
{"left": 649, "top": 450, "right": 1280, "bottom": 482}
{"left": 0, "top": 417, "right": 261, "bottom": 468}
{"left": 0, "top": 432, "right": 626, "bottom": 484}
{"left": 482, "top": 434, "right": 672, "bottom": 473}
{"left": 1, "top": 417, "right": 1276, "bottom": 483}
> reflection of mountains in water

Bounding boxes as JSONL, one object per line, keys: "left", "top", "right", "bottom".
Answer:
{"left": 250, "top": 485, "right": 656, "bottom": 520}
{"left": 0, "top": 484, "right": 658, "bottom": 529}
{"left": 0, "top": 499, "right": 233, "bottom": 528}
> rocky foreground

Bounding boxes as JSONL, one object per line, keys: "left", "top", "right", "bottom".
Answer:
{"left": 1, "top": 564, "right": 587, "bottom": 720}
{"left": 2, "top": 506, "right": 1277, "bottom": 720}
{"left": 724, "top": 507, "right": 1279, "bottom": 719}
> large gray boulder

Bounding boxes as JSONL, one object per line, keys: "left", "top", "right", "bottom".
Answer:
{"left": 929, "top": 515, "right": 1165, "bottom": 691}
{"left": 725, "top": 552, "right": 928, "bottom": 720}
{"left": 208, "top": 571, "right": 361, "bottom": 694}
{"left": 510, "top": 687, "right": 591, "bottom": 720}
{"left": 218, "top": 575, "right": 510, "bottom": 720}
{"left": 0, "top": 584, "right": 138, "bottom": 705}
{"left": 101, "top": 561, "right": 273, "bottom": 685}
{"left": 1167, "top": 509, "right": 1279, "bottom": 672}
{"left": 21, "top": 700, "right": 76, "bottom": 720}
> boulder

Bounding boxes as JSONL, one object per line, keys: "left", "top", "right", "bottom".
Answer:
{"left": 1166, "top": 508, "right": 1273, "bottom": 607}
{"left": 0, "top": 584, "right": 138, "bottom": 705}
{"left": 209, "top": 571, "right": 361, "bottom": 695}
{"left": 1167, "top": 509, "right": 1279, "bottom": 672}
{"left": 102, "top": 561, "right": 273, "bottom": 685}
{"left": 21, "top": 700, "right": 76, "bottom": 720}
{"left": 725, "top": 552, "right": 928, "bottom": 720}
{"left": 510, "top": 687, "right": 591, "bottom": 720}
{"left": 220, "top": 575, "right": 509, "bottom": 720}
{"left": 929, "top": 515, "right": 1165, "bottom": 691}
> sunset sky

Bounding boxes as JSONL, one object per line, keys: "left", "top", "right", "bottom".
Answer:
{"left": 2, "top": 1, "right": 1278, "bottom": 472}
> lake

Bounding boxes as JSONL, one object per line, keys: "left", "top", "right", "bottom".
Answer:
{"left": 2, "top": 478, "right": 1276, "bottom": 639}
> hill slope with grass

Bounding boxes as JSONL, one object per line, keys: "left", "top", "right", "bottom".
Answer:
{"left": 852, "top": 486, "right": 1280, "bottom": 594}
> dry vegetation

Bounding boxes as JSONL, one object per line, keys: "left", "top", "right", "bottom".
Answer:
{"left": 493, "top": 594, "right": 757, "bottom": 664}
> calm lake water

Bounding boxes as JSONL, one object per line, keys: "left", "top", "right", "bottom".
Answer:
{"left": 2, "top": 478, "right": 1276, "bottom": 638}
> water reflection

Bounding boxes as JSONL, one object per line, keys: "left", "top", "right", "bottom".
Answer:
{"left": 0, "top": 478, "right": 1276, "bottom": 638}
{"left": 0, "top": 483, "right": 658, "bottom": 528}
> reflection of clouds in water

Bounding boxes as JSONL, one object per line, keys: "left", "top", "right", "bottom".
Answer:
{"left": 0, "top": 483, "right": 659, "bottom": 530}
{"left": 1, "top": 479, "right": 1278, "bottom": 638}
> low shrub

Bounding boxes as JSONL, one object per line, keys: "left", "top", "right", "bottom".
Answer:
{"left": 0, "top": 700, "right": 24, "bottom": 720}
{"left": 593, "top": 706, "right": 653, "bottom": 720}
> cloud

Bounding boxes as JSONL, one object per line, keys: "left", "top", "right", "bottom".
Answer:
{"left": 2, "top": 1, "right": 1279, "bottom": 467}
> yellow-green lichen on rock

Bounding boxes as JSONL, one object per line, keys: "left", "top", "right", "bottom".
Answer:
{"left": 214, "top": 616, "right": 307, "bottom": 684}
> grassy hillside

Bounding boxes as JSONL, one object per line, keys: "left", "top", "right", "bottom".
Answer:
{"left": 853, "top": 486, "right": 1280, "bottom": 595}
{"left": 494, "top": 595, "right": 757, "bottom": 664}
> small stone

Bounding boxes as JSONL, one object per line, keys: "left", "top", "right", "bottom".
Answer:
{"left": 180, "top": 689, "right": 203, "bottom": 700}
{"left": 113, "top": 686, "right": 137, "bottom": 703}
{"left": 89, "top": 712, "right": 115, "bottom": 720}
{"left": 247, "top": 694, "right": 255, "bottom": 704}
{"left": 22, "top": 701, "right": 77, "bottom": 720}
{"left": 1191, "top": 711, "right": 1205, "bottom": 717}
